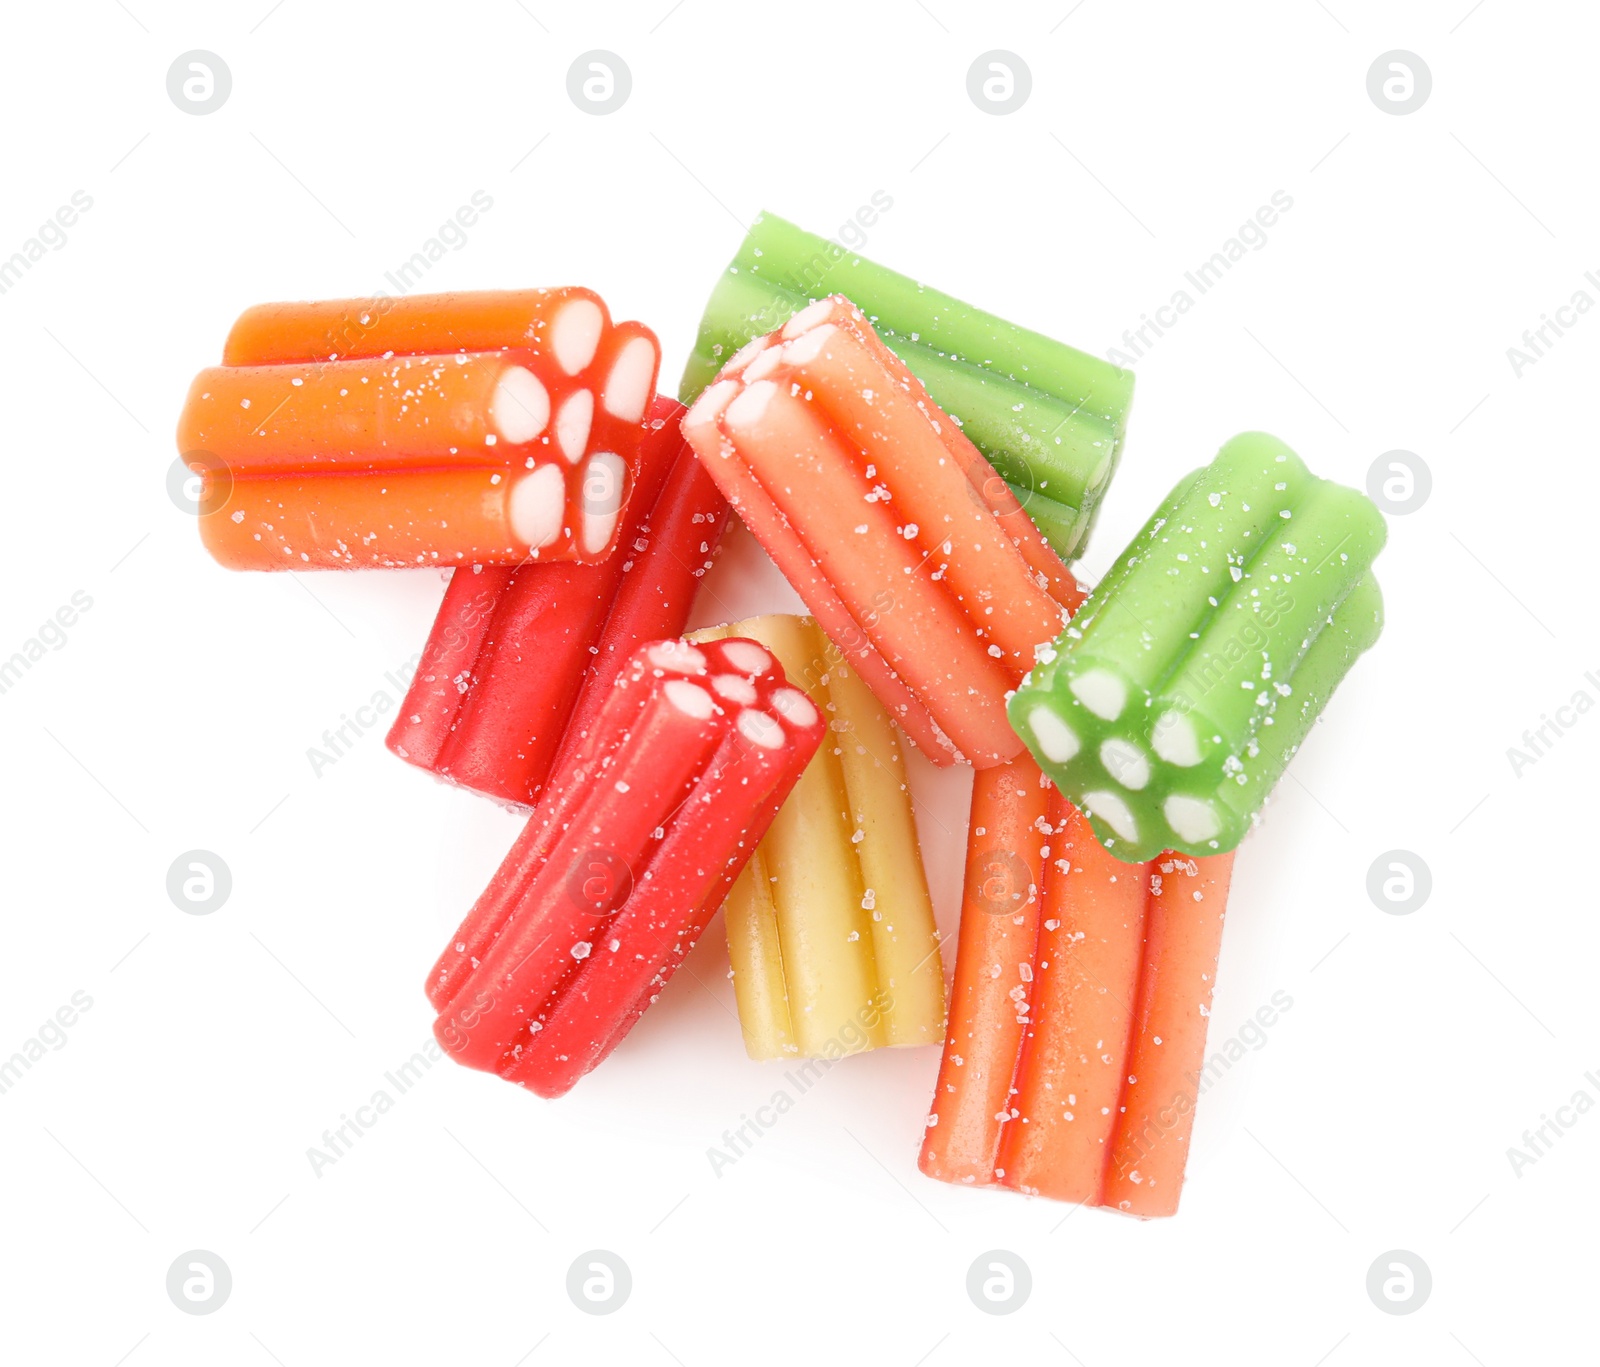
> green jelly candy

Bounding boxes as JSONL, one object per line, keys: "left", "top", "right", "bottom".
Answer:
{"left": 1009, "top": 432, "right": 1386, "bottom": 862}
{"left": 679, "top": 211, "right": 1134, "bottom": 560}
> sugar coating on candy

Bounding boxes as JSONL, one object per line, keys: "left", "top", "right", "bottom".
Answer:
{"left": 698, "top": 614, "right": 946, "bottom": 1061}
{"left": 681, "top": 296, "right": 1078, "bottom": 770}
{"left": 183, "top": 289, "right": 663, "bottom": 570}
{"left": 679, "top": 213, "right": 1136, "bottom": 563}
{"left": 427, "top": 635, "right": 825, "bottom": 1097}
{"left": 1009, "top": 432, "right": 1386, "bottom": 860}
{"left": 491, "top": 365, "right": 550, "bottom": 443}
{"left": 552, "top": 298, "right": 604, "bottom": 374}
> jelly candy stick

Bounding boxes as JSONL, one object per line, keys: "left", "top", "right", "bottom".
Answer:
{"left": 920, "top": 752, "right": 1234, "bottom": 1216}
{"left": 388, "top": 396, "right": 728, "bottom": 805}
{"left": 916, "top": 756, "right": 1048, "bottom": 1185}
{"left": 683, "top": 295, "right": 1077, "bottom": 768}
{"left": 680, "top": 212, "right": 1134, "bottom": 557}
{"left": 429, "top": 638, "right": 824, "bottom": 1097}
{"left": 179, "top": 289, "right": 658, "bottom": 568}
{"left": 695, "top": 615, "right": 945, "bottom": 1059}
{"left": 1010, "top": 432, "right": 1385, "bottom": 860}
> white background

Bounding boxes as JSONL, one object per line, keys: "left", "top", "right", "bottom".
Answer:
{"left": 1, "top": 1, "right": 1594, "bottom": 1362}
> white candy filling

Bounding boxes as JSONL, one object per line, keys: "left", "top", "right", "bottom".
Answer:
{"left": 738, "top": 709, "right": 784, "bottom": 749}
{"left": 780, "top": 323, "right": 836, "bottom": 367}
{"left": 1027, "top": 705, "right": 1080, "bottom": 763}
{"left": 782, "top": 298, "right": 835, "bottom": 338}
{"left": 686, "top": 378, "right": 740, "bottom": 429}
{"left": 580, "top": 451, "right": 626, "bottom": 554}
{"left": 721, "top": 640, "right": 773, "bottom": 676}
{"left": 663, "top": 678, "right": 715, "bottom": 719}
{"left": 1068, "top": 668, "right": 1127, "bottom": 720}
{"left": 508, "top": 464, "right": 565, "bottom": 548}
{"left": 1151, "top": 710, "right": 1203, "bottom": 766}
{"left": 724, "top": 378, "right": 777, "bottom": 428}
{"left": 555, "top": 389, "right": 594, "bottom": 464}
{"left": 769, "top": 687, "right": 818, "bottom": 727}
{"left": 742, "top": 346, "right": 785, "bottom": 383}
{"left": 712, "top": 674, "right": 758, "bottom": 705}
{"left": 1100, "top": 737, "right": 1150, "bottom": 790}
{"left": 602, "top": 336, "right": 656, "bottom": 422}
{"left": 1164, "top": 794, "right": 1221, "bottom": 843}
{"left": 727, "top": 335, "right": 771, "bottom": 373}
{"left": 551, "top": 298, "right": 603, "bottom": 374}
{"left": 648, "top": 641, "right": 707, "bottom": 673}
{"left": 1082, "top": 789, "right": 1138, "bottom": 843}
{"left": 491, "top": 365, "right": 550, "bottom": 444}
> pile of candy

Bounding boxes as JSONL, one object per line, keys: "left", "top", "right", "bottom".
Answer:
{"left": 178, "top": 213, "right": 1385, "bottom": 1218}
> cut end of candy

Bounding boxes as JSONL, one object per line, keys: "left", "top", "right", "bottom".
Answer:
{"left": 1027, "top": 705, "right": 1080, "bottom": 763}
{"left": 780, "top": 323, "right": 836, "bottom": 367}
{"left": 1082, "top": 789, "right": 1138, "bottom": 844}
{"left": 555, "top": 389, "right": 595, "bottom": 464}
{"left": 737, "top": 709, "right": 785, "bottom": 749}
{"left": 509, "top": 465, "right": 566, "bottom": 549}
{"left": 713, "top": 674, "right": 759, "bottom": 704}
{"left": 1151, "top": 710, "right": 1203, "bottom": 767}
{"left": 1163, "top": 794, "right": 1221, "bottom": 844}
{"left": 723, "top": 379, "right": 778, "bottom": 429}
{"left": 721, "top": 640, "right": 775, "bottom": 677}
{"left": 552, "top": 298, "right": 604, "bottom": 374}
{"left": 782, "top": 297, "right": 836, "bottom": 338}
{"left": 664, "top": 678, "right": 716, "bottom": 718}
{"left": 648, "top": 640, "right": 708, "bottom": 674}
{"left": 770, "top": 686, "right": 819, "bottom": 728}
{"left": 1069, "top": 668, "right": 1127, "bottom": 721}
{"left": 604, "top": 337, "right": 656, "bottom": 422}
{"left": 1099, "top": 737, "right": 1150, "bottom": 790}
{"left": 492, "top": 365, "right": 551, "bottom": 444}
{"left": 581, "top": 451, "right": 627, "bottom": 555}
